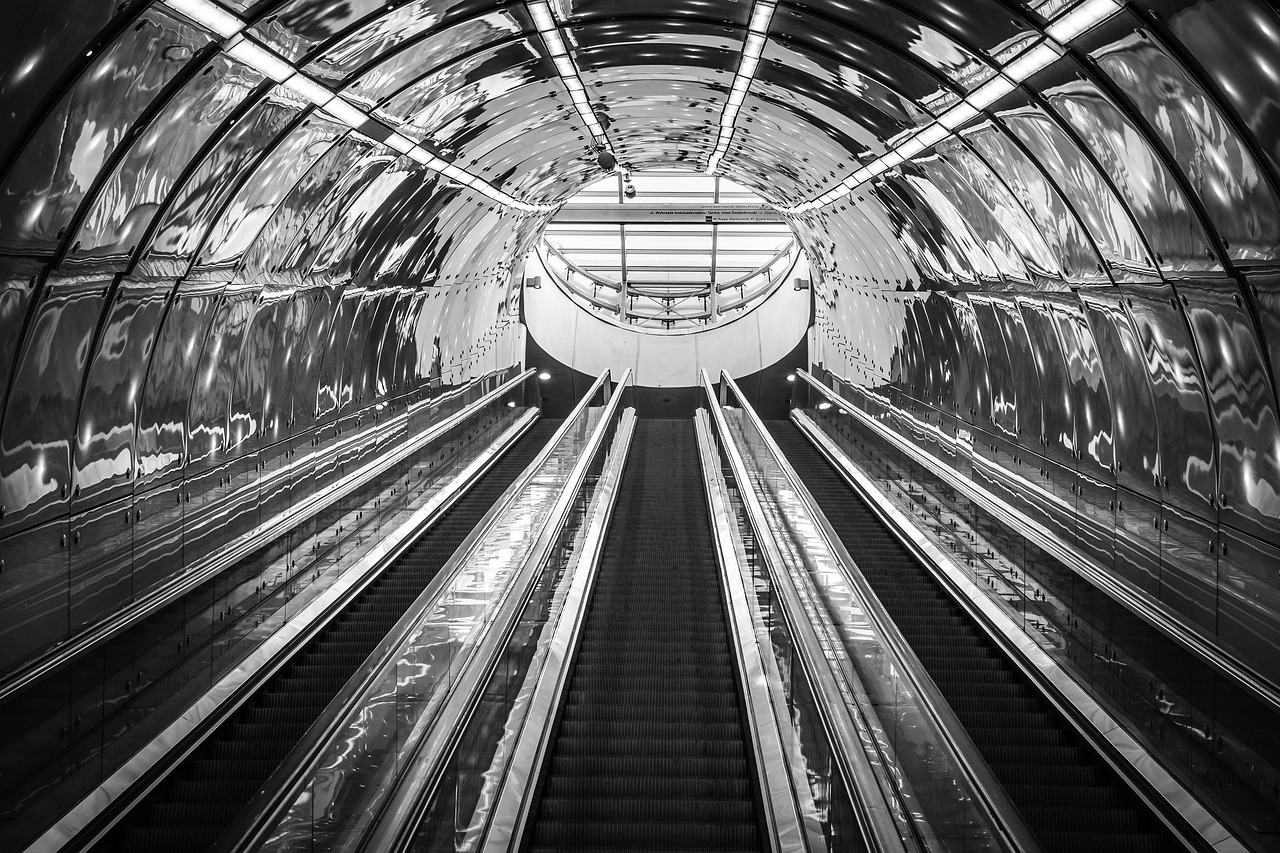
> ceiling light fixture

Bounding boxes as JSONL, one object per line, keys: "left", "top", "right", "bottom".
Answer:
{"left": 781, "top": 0, "right": 1120, "bottom": 214}
{"left": 160, "top": 0, "right": 557, "bottom": 214}
{"left": 706, "top": 0, "right": 778, "bottom": 174}
{"left": 525, "top": 0, "right": 617, "bottom": 164}
{"left": 162, "top": 0, "right": 245, "bottom": 38}
{"left": 1045, "top": 0, "right": 1124, "bottom": 43}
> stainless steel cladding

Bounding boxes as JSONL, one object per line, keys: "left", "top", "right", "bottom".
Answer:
{"left": 0, "top": 0, "right": 1278, "bottom": 746}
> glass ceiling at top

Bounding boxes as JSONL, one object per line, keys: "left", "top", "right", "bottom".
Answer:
{"left": 537, "top": 170, "right": 800, "bottom": 331}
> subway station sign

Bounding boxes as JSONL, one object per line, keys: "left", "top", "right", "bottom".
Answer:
{"left": 553, "top": 203, "right": 786, "bottom": 224}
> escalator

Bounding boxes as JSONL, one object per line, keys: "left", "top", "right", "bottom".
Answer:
{"left": 768, "top": 420, "right": 1180, "bottom": 853}
{"left": 97, "top": 419, "right": 563, "bottom": 853}
{"left": 523, "top": 419, "right": 764, "bottom": 852}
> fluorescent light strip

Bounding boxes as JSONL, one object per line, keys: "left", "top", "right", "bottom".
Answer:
{"left": 163, "top": 0, "right": 245, "bottom": 38}
{"left": 1045, "top": 0, "right": 1123, "bottom": 42}
{"left": 781, "top": 0, "right": 1118, "bottom": 213}
{"left": 525, "top": 0, "right": 612, "bottom": 148}
{"left": 706, "top": 0, "right": 778, "bottom": 174}
{"left": 160, "top": 0, "right": 555, "bottom": 213}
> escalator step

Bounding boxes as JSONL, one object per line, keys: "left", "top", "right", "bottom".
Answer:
{"left": 525, "top": 420, "right": 763, "bottom": 851}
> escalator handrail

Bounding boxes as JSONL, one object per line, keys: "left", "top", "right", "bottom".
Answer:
{"left": 693, "top": 409, "right": 823, "bottom": 853}
{"left": 789, "top": 396, "right": 1239, "bottom": 853}
{"left": 795, "top": 368, "right": 1280, "bottom": 720}
{"left": 701, "top": 370, "right": 922, "bottom": 853}
{"left": 716, "top": 372, "right": 1043, "bottom": 853}
{"left": 347, "top": 369, "right": 635, "bottom": 853}
{"left": 0, "top": 367, "right": 537, "bottom": 708}
{"left": 211, "top": 369, "right": 627, "bottom": 853}
{"left": 473, "top": 410, "right": 638, "bottom": 853}
{"left": 34, "top": 409, "right": 543, "bottom": 853}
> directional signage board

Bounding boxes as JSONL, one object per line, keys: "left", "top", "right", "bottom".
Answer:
{"left": 553, "top": 203, "right": 786, "bottom": 224}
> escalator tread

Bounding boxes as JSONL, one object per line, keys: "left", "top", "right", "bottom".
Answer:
{"left": 100, "top": 419, "right": 563, "bottom": 853}
{"left": 766, "top": 419, "right": 1180, "bottom": 853}
{"left": 524, "top": 420, "right": 764, "bottom": 852}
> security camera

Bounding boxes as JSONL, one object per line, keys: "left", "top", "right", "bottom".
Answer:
{"left": 623, "top": 183, "right": 637, "bottom": 199}
{"left": 596, "top": 148, "right": 617, "bottom": 171}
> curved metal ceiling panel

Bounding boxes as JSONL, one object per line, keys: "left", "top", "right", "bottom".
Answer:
{"left": 961, "top": 121, "right": 1103, "bottom": 281}
{"left": 1089, "top": 21, "right": 1280, "bottom": 261}
{"left": 1041, "top": 64, "right": 1217, "bottom": 274}
{"left": 0, "top": 0, "right": 128, "bottom": 167}
{"left": 67, "top": 52, "right": 264, "bottom": 268}
{"left": 196, "top": 113, "right": 347, "bottom": 274}
{"left": 2, "top": 5, "right": 1280, "bottom": 775}
{"left": 1000, "top": 101, "right": 1154, "bottom": 276}
{"left": 0, "top": 8, "right": 213, "bottom": 257}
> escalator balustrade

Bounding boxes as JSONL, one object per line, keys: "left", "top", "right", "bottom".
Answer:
{"left": 768, "top": 420, "right": 1181, "bottom": 853}
{"left": 99, "top": 420, "right": 563, "bottom": 853}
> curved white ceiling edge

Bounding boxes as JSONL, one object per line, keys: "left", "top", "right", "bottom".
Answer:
{"left": 524, "top": 254, "right": 811, "bottom": 388}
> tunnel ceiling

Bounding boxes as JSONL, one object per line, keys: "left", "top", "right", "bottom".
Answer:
{"left": 2, "top": 0, "right": 1280, "bottom": 534}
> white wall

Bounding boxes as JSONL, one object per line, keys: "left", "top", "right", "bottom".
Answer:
{"left": 523, "top": 256, "right": 811, "bottom": 387}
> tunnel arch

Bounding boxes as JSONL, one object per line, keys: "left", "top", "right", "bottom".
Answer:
{"left": 0, "top": 0, "right": 1277, "bottom": 726}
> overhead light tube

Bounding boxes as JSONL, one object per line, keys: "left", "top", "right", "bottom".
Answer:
{"left": 1046, "top": 0, "right": 1124, "bottom": 43}
{"left": 707, "top": 0, "right": 778, "bottom": 173}
{"left": 162, "top": 0, "right": 245, "bottom": 39}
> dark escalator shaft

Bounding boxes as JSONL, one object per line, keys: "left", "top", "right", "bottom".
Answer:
{"left": 768, "top": 420, "right": 1179, "bottom": 853}
{"left": 101, "top": 419, "right": 563, "bottom": 853}
{"left": 525, "top": 420, "right": 764, "bottom": 852}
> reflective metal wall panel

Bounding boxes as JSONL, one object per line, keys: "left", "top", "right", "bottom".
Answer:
{"left": 70, "top": 495, "right": 135, "bottom": 631}
{"left": 73, "top": 282, "right": 169, "bottom": 505}
{"left": 136, "top": 285, "right": 220, "bottom": 487}
{"left": 0, "top": 8, "right": 212, "bottom": 257}
{"left": 1123, "top": 284, "right": 1218, "bottom": 515}
{"left": 0, "top": 0, "right": 128, "bottom": 168}
{"left": 1080, "top": 294, "right": 1162, "bottom": 500}
{"left": 2, "top": 6, "right": 1280, "bottom": 827}
{"left": 1180, "top": 281, "right": 1280, "bottom": 542}
{"left": 1, "top": 277, "right": 108, "bottom": 531}
{"left": 0, "top": 519, "right": 69, "bottom": 670}
{"left": 66, "top": 53, "right": 263, "bottom": 269}
{"left": 1041, "top": 65, "right": 1218, "bottom": 274}
{"left": 1089, "top": 17, "right": 1280, "bottom": 262}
